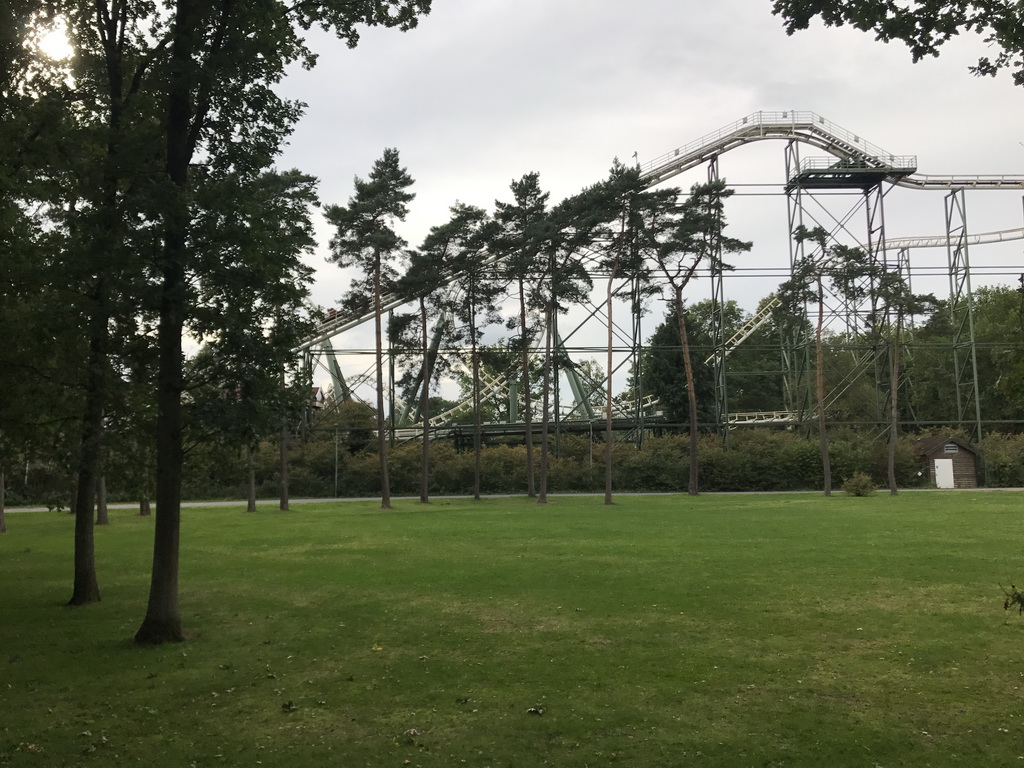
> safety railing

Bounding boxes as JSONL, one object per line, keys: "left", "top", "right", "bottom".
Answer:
{"left": 640, "top": 111, "right": 901, "bottom": 178}
{"left": 796, "top": 155, "right": 918, "bottom": 174}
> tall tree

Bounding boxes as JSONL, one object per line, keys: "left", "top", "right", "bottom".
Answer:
{"left": 654, "top": 181, "right": 751, "bottom": 495}
{"left": 533, "top": 190, "right": 601, "bottom": 503}
{"left": 1, "top": 11, "right": 101, "bottom": 572}
{"left": 430, "top": 204, "right": 503, "bottom": 501}
{"left": 911, "top": 285, "right": 1024, "bottom": 430}
{"left": 187, "top": 167, "right": 319, "bottom": 510}
{"left": 1, "top": 5, "right": 121, "bottom": 605}
{"left": 135, "top": 1, "right": 431, "bottom": 645}
{"left": 64, "top": 0, "right": 169, "bottom": 607}
{"left": 777, "top": 226, "right": 833, "bottom": 496}
{"left": 493, "top": 173, "right": 551, "bottom": 498}
{"left": 823, "top": 241, "right": 937, "bottom": 489}
{"left": 326, "top": 148, "right": 416, "bottom": 511}
{"left": 391, "top": 245, "right": 453, "bottom": 504}
{"left": 598, "top": 162, "right": 670, "bottom": 505}
{"left": 872, "top": 269, "right": 938, "bottom": 493}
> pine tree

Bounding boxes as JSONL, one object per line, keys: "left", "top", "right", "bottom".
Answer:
{"left": 533, "top": 191, "right": 601, "bottom": 503}
{"left": 654, "top": 181, "right": 751, "bottom": 495}
{"left": 391, "top": 246, "right": 452, "bottom": 504}
{"left": 493, "top": 173, "right": 551, "bottom": 497}
{"left": 428, "top": 204, "right": 502, "bottom": 501}
{"left": 597, "top": 161, "right": 672, "bottom": 504}
{"left": 326, "top": 148, "right": 416, "bottom": 510}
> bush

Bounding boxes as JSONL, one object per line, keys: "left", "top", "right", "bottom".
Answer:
{"left": 979, "top": 432, "right": 1024, "bottom": 488}
{"left": 842, "top": 471, "right": 876, "bottom": 497}
{"left": 614, "top": 437, "right": 686, "bottom": 492}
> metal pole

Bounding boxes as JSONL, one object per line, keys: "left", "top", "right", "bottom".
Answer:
{"left": 707, "top": 156, "right": 729, "bottom": 443}
{"left": 388, "top": 309, "right": 396, "bottom": 447}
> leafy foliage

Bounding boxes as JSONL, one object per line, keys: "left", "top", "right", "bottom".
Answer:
{"left": 842, "top": 471, "right": 877, "bottom": 497}
{"left": 772, "top": 0, "right": 1024, "bottom": 85}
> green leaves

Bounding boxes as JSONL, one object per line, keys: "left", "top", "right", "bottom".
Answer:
{"left": 293, "top": 0, "right": 433, "bottom": 47}
{"left": 325, "top": 147, "right": 415, "bottom": 273}
{"left": 772, "top": 1, "right": 1024, "bottom": 85}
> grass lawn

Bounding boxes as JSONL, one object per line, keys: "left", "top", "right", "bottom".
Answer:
{"left": 2, "top": 492, "right": 1024, "bottom": 767}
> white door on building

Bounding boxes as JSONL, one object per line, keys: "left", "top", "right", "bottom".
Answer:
{"left": 934, "top": 459, "right": 955, "bottom": 489}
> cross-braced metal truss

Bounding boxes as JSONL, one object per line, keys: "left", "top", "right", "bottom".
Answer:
{"left": 298, "top": 111, "right": 1024, "bottom": 445}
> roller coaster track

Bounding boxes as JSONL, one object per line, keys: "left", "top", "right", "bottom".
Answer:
{"left": 699, "top": 220, "right": 1024, "bottom": 368}
{"left": 303, "top": 112, "right": 1023, "bottom": 353}
{"left": 639, "top": 110, "right": 1024, "bottom": 191}
{"left": 303, "top": 111, "right": 1023, "bottom": 353}
{"left": 302, "top": 110, "right": 1023, "bottom": 435}
{"left": 885, "top": 225, "right": 1024, "bottom": 251}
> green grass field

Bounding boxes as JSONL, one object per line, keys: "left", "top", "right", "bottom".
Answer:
{"left": 2, "top": 492, "right": 1024, "bottom": 767}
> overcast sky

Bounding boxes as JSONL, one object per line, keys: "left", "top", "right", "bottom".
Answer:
{"left": 275, "top": 1, "right": 1023, "bottom": 392}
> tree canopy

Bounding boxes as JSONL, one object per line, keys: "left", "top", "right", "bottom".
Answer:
{"left": 772, "top": 0, "right": 1024, "bottom": 85}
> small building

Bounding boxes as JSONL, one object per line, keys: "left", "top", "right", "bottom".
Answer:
{"left": 912, "top": 437, "right": 979, "bottom": 489}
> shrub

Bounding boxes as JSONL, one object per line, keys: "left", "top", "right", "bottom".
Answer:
{"left": 842, "top": 471, "right": 876, "bottom": 497}
{"left": 979, "top": 432, "right": 1024, "bottom": 488}
{"left": 614, "top": 437, "right": 685, "bottom": 492}
{"left": 426, "top": 443, "right": 472, "bottom": 495}
{"left": 479, "top": 444, "right": 528, "bottom": 493}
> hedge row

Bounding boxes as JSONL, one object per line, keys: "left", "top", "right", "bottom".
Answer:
{"left": 217, "top": 428, "right": 1024, "bottom": 500}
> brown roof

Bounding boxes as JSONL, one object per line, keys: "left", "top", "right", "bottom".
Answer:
{"left": 912, "top": 437, "right": 977, "bottom": 457}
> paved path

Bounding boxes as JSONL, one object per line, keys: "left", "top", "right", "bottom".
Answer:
{"left": 8, "top": 493, "right": 679, "bottom": 513}
{"left": 7, "top": 487, "right": 1021, "bottom": 514}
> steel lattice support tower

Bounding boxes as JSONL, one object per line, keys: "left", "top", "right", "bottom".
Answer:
{"left": 782, "top": 140, "right": 908, "bottom": 432}
{"left": 782, "top": 139, "right": 813, "bottom": 421}
{"left": 944, "top": 189, "right": 984, "bottom": 439}
{"left": 298, "top": 112, "right": 1023, "bottom": 444}
{"left": 706, "top": 156, "right": 730, "bottom": 437}
{"left": 864, "top": 181, "right": 892, "bottom": 426}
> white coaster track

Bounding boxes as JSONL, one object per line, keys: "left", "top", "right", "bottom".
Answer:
{"left": 301, "top": 110, "right": 1024, "bottom": 433}
{"left": 639, "top": 110, "right": 1024, "bottom": 192}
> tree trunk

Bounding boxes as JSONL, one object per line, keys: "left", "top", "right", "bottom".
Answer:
{"left": 70, "top": 302, "right": 107, "bottom": 605}
{"left": 374, "top": 254, "right": 391, "bottom": 509}
{"left": 135, "top": 0, "right": 195, "bottom": 645}
{"left": 419, "top": 297, "right": 430, "bottom": 504}
{"left": 95, "top": 475, "right": 109, "bottom": 525}
{"left": 0, "top": 470, "right": 7, "bottom": 534}
{"left": 470, "top": 300, "right": 482, "bottom": 501}
{"left": 816, "top": 277, "right": 832, "bottom": 497}
{"left": 135, "top": 228, "right": 186, "bottom": 642}
{"left": 70, "top": 2, "right": 127, "bottom": 599}
{"left": 537, "top": 307, "right": 552, "bottom": 504}
{"left": 135, "top": 239, "right": 186, "bottom": 642}
{"left": 887, "top": 312, "right": 902, "bottom": 496}
{"left": 279, "top": 422, "right": 289, "bottom": 511}
{"left": 676, "top": 292, "right": 699, "bottom": 496}
{"left": 604, "top": 270, "right": 616, "bottom": 505}
{"left": 140, "top": 497, "right": 151, "bottom": 516}
{"left": 247, "top": 442, "right": 257, "bottom": 512}
{"left": 519, "top": 279, "right": 535, "bottom": 497}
